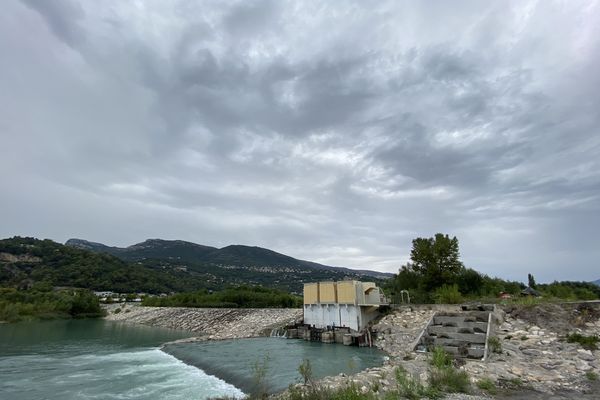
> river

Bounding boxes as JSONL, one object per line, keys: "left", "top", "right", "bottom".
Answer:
{"left": 0, "top": 319, "right": 384, "bottom": 399}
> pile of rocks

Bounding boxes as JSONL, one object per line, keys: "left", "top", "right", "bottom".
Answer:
{"left": 372, "top": 307, "right": 435, "bottom": 357}
{"left": 104, "top": 304, "right": 302, "bottom": 339}
{"left": 463, "top": 312, "right": 600, "bottom": 393}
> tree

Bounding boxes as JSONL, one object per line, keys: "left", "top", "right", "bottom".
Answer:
{"left": 528, "top": 273, "right": 537, "bottom": 289}
{"left": 409, "top": 233, "right": 463, "bottom": 291}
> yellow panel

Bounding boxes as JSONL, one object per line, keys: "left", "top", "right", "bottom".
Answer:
{"left": 362, "top": 282, "right": 376, "bottom": 291}
{"left": 303, "top": 283, "right": 319, "bottom": 304}
{"left": 319, "top": 281, "right": 337, "bottom": 303}
{"left": 337, "top": 281, "right": 357, "bottom": 304}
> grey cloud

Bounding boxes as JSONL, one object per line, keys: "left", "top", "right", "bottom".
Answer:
{"left": 1, "top": 0, "right": 599, "bottom": 282}
{"left": 21, "top": 0, "right": 85, "bottom": 47}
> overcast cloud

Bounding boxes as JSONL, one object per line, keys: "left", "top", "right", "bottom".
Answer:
{"left": 1, "top": 0, "right": 599, "bottom": 282}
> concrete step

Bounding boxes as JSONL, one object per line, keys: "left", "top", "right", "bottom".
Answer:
{"left": 442, "top": 345, "right": 485, "bottom": 359}
{"left": 425, "top": 330, "right": 487, "bottom": 344}
{"left": 427, "top": 325, "right": 487, "bottom": 335}
{"left": 432, "top": 318, "right": 488, "bottom": 331}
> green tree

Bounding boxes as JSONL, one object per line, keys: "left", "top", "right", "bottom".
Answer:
{"left": 527, "top": 273, "right": 537, "bottom": 289}
{"left": 409, "top": 233, "right": 463, "bottom": 291}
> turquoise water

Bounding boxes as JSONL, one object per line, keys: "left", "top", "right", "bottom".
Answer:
{"left": 0, "top": 320, "right": 243, "bottom": 400}
{"left": 164, "top": 337, "right": 385, "bottom": 393}
{"left": 0, "top": 320, "right": 385, "bottom": 399}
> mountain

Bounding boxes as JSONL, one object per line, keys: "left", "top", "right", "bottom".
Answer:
{"left": 0, "top": 237, "right": 208, "bottom": 294}
{"left": 592, "top": 279, "right": 600, "bottom": 286}
{"left": 65, "top": 238, "right": 393, "bottom": 291}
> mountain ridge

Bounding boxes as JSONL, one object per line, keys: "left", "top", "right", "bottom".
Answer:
{"left": 65, "top": 238, "right": 393, "bottom": 279}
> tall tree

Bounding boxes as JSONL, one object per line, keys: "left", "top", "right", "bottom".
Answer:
{"left": 409, "top": 233, "right": 463, "bottom": 290}
{"left": 528, "top": 273, "right": 537, "bottom": 289}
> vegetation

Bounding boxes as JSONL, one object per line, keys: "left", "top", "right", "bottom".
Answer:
{"left": 142, "top": 286, "right": 302, "bottom": 308}
{"left": 427, "top": 347, "right": 470, "bottom": 394}
{"left": 488, "top": 336, "right": 502, "bottom": 354}
{"left": 2, "top": 236, "right": 388, "bottom": 295}
{"left": 585, "top": 371, "right": 598, "bottom": 381}
{"left": 393, "top": 367, "right": 438, "bottom": 400}
{"left": 0, "top": 236, "right": 209, "bottom": 294}
{"left": 566, "top": 333, "right": 599, "bottom": 350}
{"left": 476, "top": 377, "right": 497, "bottom": 394}
{"left": 384, "top": 233, "right": 599, "bottom": 303}
{"left": 0, "top": 287, "right": 104, "bottom": 322}
{"left": 298, "top": 359, "right": 313, "bottom": 385}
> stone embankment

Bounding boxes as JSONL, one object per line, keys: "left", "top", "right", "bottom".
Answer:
{"left": 103, "top": 304, "right": 302, "bottom": 340}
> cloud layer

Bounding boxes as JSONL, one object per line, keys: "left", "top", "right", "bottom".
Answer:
{"left": 1, "top": 0, "right": 599, "bottom": 282}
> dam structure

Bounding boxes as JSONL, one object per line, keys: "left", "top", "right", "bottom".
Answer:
{"left": 302, "top": 280, "right": 389, "bottom": 332}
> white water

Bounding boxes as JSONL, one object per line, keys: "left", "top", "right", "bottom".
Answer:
{"left": 1, "top": 347, "right": 244, "bottom": 400}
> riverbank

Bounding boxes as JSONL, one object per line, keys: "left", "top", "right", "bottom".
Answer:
{"left": 103, "top": 303, "right": 599, "bottom": 399}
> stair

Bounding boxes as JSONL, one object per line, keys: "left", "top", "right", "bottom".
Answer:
{"left": 415, "top": 307, "right": 492, "bottom": 360}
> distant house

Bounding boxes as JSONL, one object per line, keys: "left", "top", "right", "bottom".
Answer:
{"left": 303, "top": 280, "right": 388, "bottom": 332}
{"left": 521, "top": 287, "right": 541, "bottom": 297}
{"left": 499, "top": 291, "right": 512, "bottom": 299}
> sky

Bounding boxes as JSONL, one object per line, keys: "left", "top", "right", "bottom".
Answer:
{"left": 1, "top": 0, "right": 599, "bottom": 282}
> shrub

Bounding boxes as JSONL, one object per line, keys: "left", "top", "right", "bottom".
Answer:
{"left": 393, "top": 367, "right": 438, "bottom": 400}
{"left": 433, "top": 284, "right": 463, "bottom": 304}
{"left": 476, "top": 377, "right": 497, "bottom": 394}
{"left": 429, "top": 367, "right": 470, "bottom": 393}
{"left": 487, "top": 336, "right": 502, "bottom": 353}
{"left": 586, "top": 371, "right": 598, "bottom": 381}
{"left": 566, "top": 333, "right": 599, "bottom": 350}
{"left": 430, "top": 346, "right": 452, "bottom": 369}
{"left": 298, "top": 359, "right": 313, "bottom": 385}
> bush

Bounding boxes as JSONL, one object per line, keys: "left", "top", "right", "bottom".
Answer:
{"left": 476, "top": 377, "right": 497, "bottom": 394}
{"left": 433, "top": 284, "right": 463, "bottom": 304}
{"left": 566, "top": 333, "right": 599, "bottom": 350}
{"left": 487, "top": 336, "right": 502, "bottom": 354}
{"left": 429, "top": 347, "right": 452, "bottom": 369}
{"left": 393, "top": 367, "right": 438, "bottom": 400}
{"left": 298, "top": 359, "right": 313, "bottom": 385}
{"left": 429, "top": 367, "right": 470, "bottom": 393}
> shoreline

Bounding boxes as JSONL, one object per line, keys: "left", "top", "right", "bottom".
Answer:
{"left": 103, "top": 303, "right": 600, "bottom": 399}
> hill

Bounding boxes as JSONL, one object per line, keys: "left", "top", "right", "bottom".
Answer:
{"left": 0, "top": 237, "right": 390, "bottom": 294}
{"left": 65, "top": 238, "right": 393, "bottom": 291}
{"left": 0, "top": 237, "right": 210, "bottom": 294}
{"left": 66, "top": 238, "right": 392, "bottom": 279}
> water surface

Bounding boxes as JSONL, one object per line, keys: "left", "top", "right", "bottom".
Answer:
{"left": 0, "top": 319, "right": 243, "bottom": 400}
{"left": 164, "top": 337, "right": 385, "bottom": 393}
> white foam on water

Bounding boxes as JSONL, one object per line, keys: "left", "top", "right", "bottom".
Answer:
{"left": 0, "top": 348, "right": 245, "bottom": 400}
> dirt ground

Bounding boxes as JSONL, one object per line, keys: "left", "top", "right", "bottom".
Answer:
{"left": 502, "top": 302, "right": 600, "bottom": 334}
{"left": 495, "top": 379, "right": 600, "bottom": 399}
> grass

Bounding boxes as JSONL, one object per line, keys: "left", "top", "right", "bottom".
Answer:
{"left": 487, "top": 336, "right": 502, "bottom": 353}
{"left": 566, "top": 333, "right": 599, "bottom": 350}
{"left": 585, "top": 371, "right": 598, "bottom": 381}
{"left": 393, "top": 366, "right": 439, "bottom": 400}
{"left": 520, "top": 335, "right": 528, "bottom": 341}
{"left": 476, "top": 377, "right": 497, "bottom": 394}
{"left": 428, "top": 367, "right": 470, "bottom": 394}
{"left": 286, "top": 383, "right": 377, "bottom": 400}
{"left": 429, "top": 346, "right": 452, "bottom": 369}
{"left": 426, "top": 347, "right": 470, "bottom": 394}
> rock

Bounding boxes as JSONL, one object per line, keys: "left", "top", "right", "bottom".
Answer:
{"left": 577, "top": 349, "right": 594, "bottom": 361}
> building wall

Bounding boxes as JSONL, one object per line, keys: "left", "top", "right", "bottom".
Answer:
{"left": 303, "top": 283, "right": 319, "bottom": 304}
{"left": 319, "top": 281, "right": 337, "bottom": 303}
{"left": 337, "top": 281, "right": 357, "bottom": 304}
{"left": 304, "top": 304, "right": 362, "bottom": 331}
